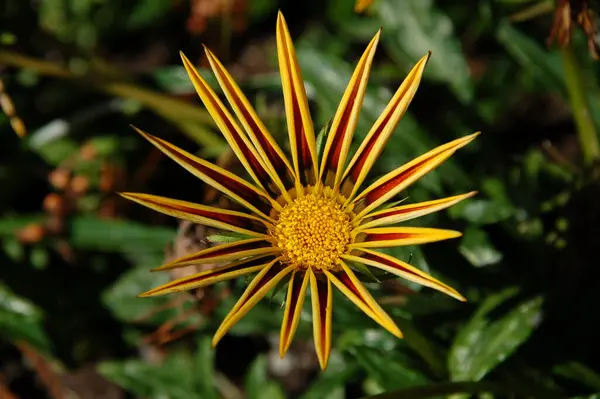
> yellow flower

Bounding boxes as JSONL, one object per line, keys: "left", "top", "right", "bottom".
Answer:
{"left": 122, "top": 12, "right": 478, "bottom": 369}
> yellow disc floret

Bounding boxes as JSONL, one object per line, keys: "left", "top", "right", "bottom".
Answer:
{"left": 273, "top": 192, "right": 353, "bottom": 270}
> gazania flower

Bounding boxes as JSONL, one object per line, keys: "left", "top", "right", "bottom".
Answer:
{"left": 122, "top": 12, "right": 478, "bottom": 369}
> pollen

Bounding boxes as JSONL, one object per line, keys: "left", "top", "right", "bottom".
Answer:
{"left": 273, "top": 193, "right": 353, "bottom": 270}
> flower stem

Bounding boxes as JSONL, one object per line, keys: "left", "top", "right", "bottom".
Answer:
{"left": 560, "top": 45, "right": 599, "bottom": 165}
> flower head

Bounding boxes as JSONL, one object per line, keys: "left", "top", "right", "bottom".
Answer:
{"left": 122, "top": 12, "right": 478, "bottom": 369}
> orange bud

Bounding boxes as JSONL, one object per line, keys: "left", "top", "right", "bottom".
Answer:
{"left": 17, "top": 223, "right": 45, "bottom": 243}
{"left": 48, "top": 168, "right": 71, "bottom": 190}
{"left": 43, "top": 193, "right": 64, "bottom": 214}
{"left": 70, "top": 175, "right": 90, "bottom": 195}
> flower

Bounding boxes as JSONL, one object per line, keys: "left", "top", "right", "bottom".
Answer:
{"left": 122, "top": 12, "right": 478, "bottom": 369}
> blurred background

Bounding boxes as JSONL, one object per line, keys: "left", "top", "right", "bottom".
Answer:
{"left": 2, "top": 0, "right": 600, "bottom": 398}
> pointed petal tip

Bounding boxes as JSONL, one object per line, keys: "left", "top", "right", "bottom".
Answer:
{"left": 387, "top": 323, "right": 404, "bottom": 339}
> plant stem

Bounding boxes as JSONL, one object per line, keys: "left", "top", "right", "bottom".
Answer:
{"left": 0, "top": 50, "right": 226, "bottom": 151}
{"left": 561, "top": 45, "right": 600, "bottom": 165}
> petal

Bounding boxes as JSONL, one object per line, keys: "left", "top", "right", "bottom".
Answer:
{"left": 120, "top": 192, "right": 271, "bottom": 235}
{"left": 276, "top": 12, "right": 319, "bottom": 187}
{"left": 212, "top": 259, "right": 294, "bottom": 346}
{"left": 203, "top": 47, "right": 296, "bottom": 193}
{"left": 180, "top": 52, "right": 285, "bottom": 199}
{"left": 351, "top": 227, "right": 462, "bottom": 249}
{"left": 325, "top": 261, "right": 402, "bottom": 338}
{"left": 138, "top": 255, "right": 275, "bottom": 297}
{"left": 133, "top": 126, "right": 277, "bottom": 220}
{"left": 319, "top": 30, "right": 381, "bottom": 189}
{"left": 308, "top": 268, "right": 332, "bottom": 370}
{"left": 358, "top": 192, "right": 477, "bottom": 230}
{"left": 353, "top": 133, "right": 479, "bottom": 219}
{"left": 340, "top": 53, "right": 430, "bottom": 199}
{"left": 152, "top": 238, "right": 278, "bottom": 272}
{"left": 280, "top": 270, "right": 310, "bottom": 357}
{"left": 342, "top": 249, "right": 465, "bottom": 301}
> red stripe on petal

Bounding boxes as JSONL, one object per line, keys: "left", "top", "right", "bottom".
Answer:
{"left": 136, "top": 130, "right": 274, "bottom": 217}
{"left": 353, "top": 133, "right": 479, "bottom": 218}
{"left": 204, "top": 49, "right": 296, "bottom": 190}
{"left": 139, "top": 255, "right": 274, "bottom": 297}
{"left": 125, "top": 193, "right": 268, "bottom": 234}
{"left": 155, "top": 239, "right": 276, "bottom": 271}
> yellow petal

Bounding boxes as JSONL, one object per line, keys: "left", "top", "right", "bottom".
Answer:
{"left": 358, "top": 191, "right": 477, "bottom": 230}
{"left": 340, "top": 53, "right": 430, "bottom": 200}
{"left": 353, "top": 133, "right": 479, "bottom": 219}
{"left": 180, "top": 52, "right": 285, "bottom": 199}
{"left": 309, "top": 268, "right": 333, "bottom": 370}
{"left": 120, "top": 192, "right": 272, "bottom": 235}
{"left": 319, "top": 29, "right": 381, "bottom": 189}
{"left": 280, "top": 270, "right": 310, "bottom": 357}
{"left": 212, "top": 259, "right": 294, "bottom": 346}
{"left": 132, "top": 126, "right": 278, "bottom": 220}
{"left": 343, "top": 249, "right": 465, "bottom": 301}
{"left": 203, "top": 47, "right": 296, "bottom": 196}
{"left": 350, "top": 227, "right": 462, "bottom": 249}
{"left": 138, "top": 255, "right": 274, "bottom": 297}
{"left": 151, "top": 238, "right": 278, "bottom": 272}
{"left": 276, "top": 12, "right": 319, "bottom": 188}
{"left": 325, "top": 261, "right": 402, "bottom": 338}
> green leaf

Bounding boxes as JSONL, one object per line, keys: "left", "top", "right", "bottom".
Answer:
{"left": 195, "top": 337, "right": 219, "bottom": 399}
{"left": 69, "top": 216, "right": 174, "bottom": 264}
{"left": 299, "top": 358, "right": 357, "bottom": 399}
{"left": 0, "top": 283, "right": 51, "bottom": 352}
{"left": 449, "top": 198, "right": 514, "bottom": 225}
{"left": 448, "top": 289, "right": 544, "bottom": 381}
{"left": 360, "top": 381, "right": 561, "bottom": 399}
{"left": 375, "top": 0, "right": 473, "bottom": 102}
{"left": 127, "top": 0, "right": 172, "bottom": 29}
{"left": 206, "top": 231, "right": 255, "bottom": 244}
{"left": 102, "top": 265, "right": 186, "bottom": 324}
{"left": 554, "top": 362, "right": 600, "bottom": 390}
{"left": 316, "top": 118, "right": 332, "bottom": 158}
{"left": 349, "top": 345, "right": 429, "bottom": 391}
{"left": 98, "top": 351, "right": 200, "bottom": 399}
{"left": 459, "top": 227, "right": 503, "bottom": 267}
{"left": 244, "top": 355, "right": 285, "bottom": 399}
{"left": 154, "top": 66, "right": 219, "bottom": 94}
{"left": 496, "top": 21, "right": 564, "bottom": 91}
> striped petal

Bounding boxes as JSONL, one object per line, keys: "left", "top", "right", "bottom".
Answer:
{"left": 120, "top": 192, "right": 271, "bottom": 235}
{"left": 138, "top": 255, "right": 274, "bottom": 297}
{"left": 280, "top": 270, "right": 310, "bottom": 357}
{"left": 212, "top": 259, "right": 294, "bottom": 346}
{"left": 309, "top": 268, "right": 332, "bottom": 370}
{"left": 133, "top": 127, "right": 277, "bottom": 220}
{"left": 343, "top": 249, "right": 465, "bottom": 301}
{"left": 152, "top": 238, "right": 278, "bottom": 272}
{"left": 276, "top": 12, "right": 319, "bottom": 187}
{"left": 325, "top": 261, "right": 402, "bottom": 338}
{"left": 203, "top": 47, "right": 296, "bottom": 194}
{"left": 351, "top": 227, "right": 462, "bottom": 249}
{"left": 319, "top": 30, "right": 381, "bottom": 189}
{"left": 358, "top": 192, "right": 477, "bottom": 230}
{"left": 340, "top": 53, "right": 430, "bottom": 200}
{"left": 353, "top": 133, "right": 479, "bottom": 219}
{"left": 180, "top": 52, "right": 285, "bottom": 199}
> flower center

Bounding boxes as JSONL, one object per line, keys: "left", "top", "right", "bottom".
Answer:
{"left": 273, "top": 192, "right": 352, "bottom": 270}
